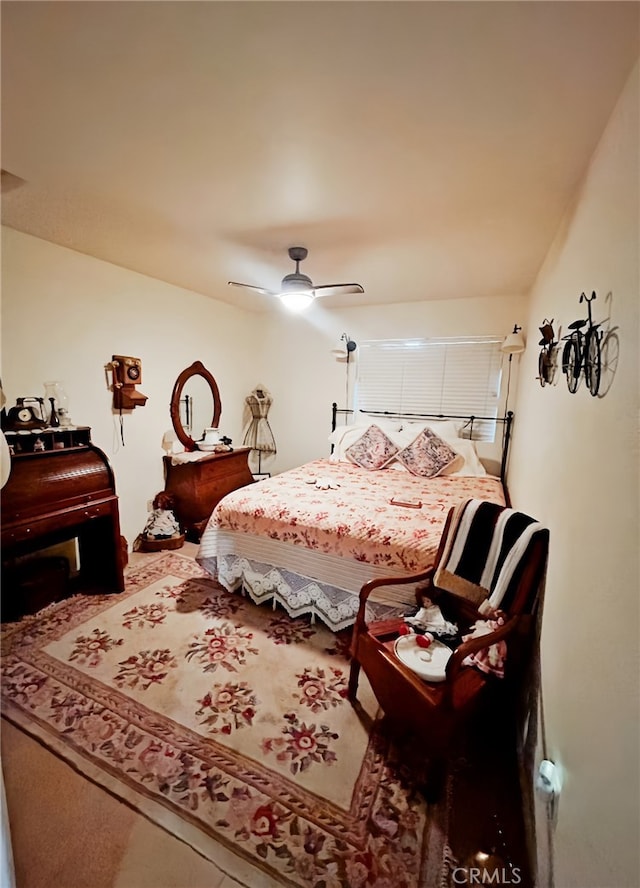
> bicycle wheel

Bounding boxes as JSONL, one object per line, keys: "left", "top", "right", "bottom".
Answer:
{"left": 538, "top": 351, "right": 548, "bottom": 387}
{"left": 561, "top": 339, "right": 572, "bottom": 375}
{"left": 585, "top": 330, "right": 601, "bottom": 397}
{"left": 599, "top": 330, "right": 619, "bottom": 397}
{"left": 563, "top": 339, "right": 580, "bottom": 393}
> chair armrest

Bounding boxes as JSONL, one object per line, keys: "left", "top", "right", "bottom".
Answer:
{"left": 445, "top": 615, "right": 519, "bottom": 683}
{"left": 365, "top": 617, "right": 406, "bottom": 640}
{"left": 359, "top": 568, "right": 435, "bottom": 604}
{"left": 353, "top": 568, "right": 435, "bottom": 636}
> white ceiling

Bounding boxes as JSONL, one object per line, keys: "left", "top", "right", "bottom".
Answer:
{"left": 2, "top": 2, "right": 638, "bottom": 313}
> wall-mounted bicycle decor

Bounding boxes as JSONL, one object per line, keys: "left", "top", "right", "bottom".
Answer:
{"left": 596, "top": 291, "right": 619, "bottom": 399}
{"left": 537, "top": 318, "right": 558, "bottom": 387}
{"left": 561, "top": 291, "right": 602, "bottom": 396}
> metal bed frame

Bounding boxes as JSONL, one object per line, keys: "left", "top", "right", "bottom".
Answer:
{"left": 331, "top": 403, "right": 514, "bottom": 486}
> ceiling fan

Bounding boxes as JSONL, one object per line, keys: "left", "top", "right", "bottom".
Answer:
{"left": 228, "top": 246, "right": 364, "bottom": 311}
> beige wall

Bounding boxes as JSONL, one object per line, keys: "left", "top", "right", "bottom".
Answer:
{"left": 0, "top": 228, "right": 259, "bottom": 544}
{"left": 258, "top": 293, "right": 527, "bottom": 476}
{"left": 508, "top": 64, "right": 639, "bottom": 887}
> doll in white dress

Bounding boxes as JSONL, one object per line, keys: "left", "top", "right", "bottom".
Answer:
{"left": 143, "top": 491, "right": 181, "bottom": 540}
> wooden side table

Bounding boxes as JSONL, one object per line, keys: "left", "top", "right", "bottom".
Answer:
{"left": 163, "top": 447, "right": 254, "bottom": 542}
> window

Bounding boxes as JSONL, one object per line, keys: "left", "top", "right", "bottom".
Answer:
{"left": 355, "top": 337, "right": 503, "bottom": 441}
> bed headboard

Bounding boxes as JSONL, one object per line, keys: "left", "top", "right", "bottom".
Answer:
{"left": 330, "top": 403, "right": 514, "bottom": 486}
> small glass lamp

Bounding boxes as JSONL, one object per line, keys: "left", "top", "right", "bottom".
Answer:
{"left": 161, "top": 429, "right": 178, "bottom": 455}
{"left": 43, "top": 381, "right": 72, "bottom": 427}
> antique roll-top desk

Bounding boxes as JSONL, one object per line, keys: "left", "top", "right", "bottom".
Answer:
{"left": 1, "top": 427, "right": 125, "bottom": 613}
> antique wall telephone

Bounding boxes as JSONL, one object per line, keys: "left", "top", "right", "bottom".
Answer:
{"left": 105, "top": 355, "right": 148, "bottom": 410}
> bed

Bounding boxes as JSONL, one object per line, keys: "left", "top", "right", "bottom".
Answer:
{"left": 196, "top": 410, "right": 511, "bottom": 632}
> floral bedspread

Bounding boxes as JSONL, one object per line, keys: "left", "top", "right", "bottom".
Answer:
{"left": 205, "top": 459, "right": 506, "bottom": 574}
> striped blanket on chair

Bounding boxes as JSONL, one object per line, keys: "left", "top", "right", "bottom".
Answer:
{"left": 433, "top": 499, "right": 547, "bottom": 616}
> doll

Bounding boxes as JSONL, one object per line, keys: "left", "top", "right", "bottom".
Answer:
{"left": 142, "top": 491, "right": 181, "bottom": 540}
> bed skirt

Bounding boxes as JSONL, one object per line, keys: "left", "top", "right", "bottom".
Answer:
{"left": 197, "top": 530, "right": 419, "bottom": 632}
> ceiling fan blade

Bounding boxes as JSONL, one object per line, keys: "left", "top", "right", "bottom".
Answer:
{"left": 228, "top": 281, "right": 277, "bottom": 296}
{"left": 313, "top": 283, "right": 365, "bottom": 298}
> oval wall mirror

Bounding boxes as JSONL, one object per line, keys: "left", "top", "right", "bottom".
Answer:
{"left": 169, "top": 361, "right": 222, "bottom": 451}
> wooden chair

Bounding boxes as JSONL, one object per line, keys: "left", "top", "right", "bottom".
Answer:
{"left": 348, "top": 499, "right": 549, "bottom": 799}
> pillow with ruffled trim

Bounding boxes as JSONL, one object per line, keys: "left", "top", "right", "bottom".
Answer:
{"left": 344, "top": 424, "right": 400, "bottom": 471}
{"left": 396, "top": 428, "right": 463, "bottom": 477}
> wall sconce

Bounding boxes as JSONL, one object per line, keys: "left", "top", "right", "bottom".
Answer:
{"left": 330, "top": 333, "right": 357, "bottom": 363}
{"left": 342, "top": 333, "right": 357, "bottom": 363}
{"left": 500, "top": 324, "right": 525, "bottom": 415}
{"left": 501, "top": 324, "right": 526, "bottom": 358}
{"left": 330, "top": 334, "right": 358, "bottom": 407}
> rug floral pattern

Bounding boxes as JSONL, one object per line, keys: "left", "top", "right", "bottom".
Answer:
{"left": 1, "top": 553, "right": 447, "bottom": 887}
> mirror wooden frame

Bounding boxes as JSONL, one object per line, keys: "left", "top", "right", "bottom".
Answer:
{"left": 169, "top": 361, "right": 222, "bottom": 451}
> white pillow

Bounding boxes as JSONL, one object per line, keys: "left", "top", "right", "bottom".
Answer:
{"left": 359, "top": 414, "right": 403, "bottom": 432}
{"left": 399, "top": 420, "right": 461, "bottom": 442}
{"left": 443, "top": 437, "right": 487, "bottom": 477}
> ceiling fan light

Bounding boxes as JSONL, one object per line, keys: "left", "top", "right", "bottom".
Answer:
{"left": 279, "top": 290, "right": 314, "bottom": 312}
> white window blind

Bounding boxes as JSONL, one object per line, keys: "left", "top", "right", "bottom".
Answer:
{"left": 355, "top": 337, "right": 503, "bottom": 441}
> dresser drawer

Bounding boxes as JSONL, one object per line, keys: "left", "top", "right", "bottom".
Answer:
{"left": 2, "top": 498, "right": 116, "bottom": 547}
{"left": 163, "top": 447, "right": 253, "bottom": 541}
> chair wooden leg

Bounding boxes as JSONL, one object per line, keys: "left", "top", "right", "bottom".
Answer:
{"left": 348, "top": 659, "right": 361, "bottom": 701}
{"left": 420, "top": 755, "right": 446, "bottom": 803}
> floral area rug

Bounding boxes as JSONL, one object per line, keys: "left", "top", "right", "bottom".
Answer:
{"left": 1, "top": 553, "right": 450, "bottom": 888}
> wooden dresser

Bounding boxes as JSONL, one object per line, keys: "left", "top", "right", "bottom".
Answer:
{"left": 163, "top": 447, "right": 254, "bottom": 542}
{"left": 1, "top": 427, "right": 125, "bottom": 616}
